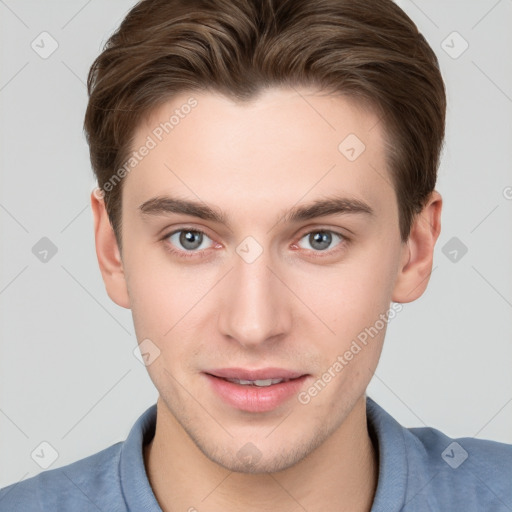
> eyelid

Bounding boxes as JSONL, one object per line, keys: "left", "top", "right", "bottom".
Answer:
{"left": 160, "top": 225, "right": 215, "bottom": 243}
{"left": 296, "top": 224, "right": 349, "bottom": 239}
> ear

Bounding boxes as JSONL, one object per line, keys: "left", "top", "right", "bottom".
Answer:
{"left": 90, "top": 189, "right": 131, "bottom": 309}
{"left": 392, "top": 190, "right": 442, "bottom": 303}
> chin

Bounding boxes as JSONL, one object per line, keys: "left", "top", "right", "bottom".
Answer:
{"left": 193, "top": 428, "right": 331, "bottom": 475}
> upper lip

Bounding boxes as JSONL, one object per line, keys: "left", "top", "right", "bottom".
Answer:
{"left": 205, "top": 367, "right": 306, "bottom": 380}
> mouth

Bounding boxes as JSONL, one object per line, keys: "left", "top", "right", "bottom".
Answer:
{"left": 221, "top": 377, "right": 294, "bottom": 387}
{"left": 205, "top": 367, "right": 306, "bottom": 381}
{"left": 203, "top": 368, "right": 309, "bottom": 412}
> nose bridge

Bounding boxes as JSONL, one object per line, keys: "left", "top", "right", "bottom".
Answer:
{"left": 217, "top": 245, "right": 290, "bottom": 347}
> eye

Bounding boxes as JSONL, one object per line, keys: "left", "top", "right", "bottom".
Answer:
{"left": 162, "top": 227, "right": 347, "bottom": 259}
{"left": 296, "top": 230, "right": 345, "bottom": 252}
{"left": 165, "top": 229, "right": 214, "bottom": 253}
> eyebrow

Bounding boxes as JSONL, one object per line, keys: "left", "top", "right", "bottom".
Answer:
{"left": 138, "top": 194, "right": 374, "bottom": 226}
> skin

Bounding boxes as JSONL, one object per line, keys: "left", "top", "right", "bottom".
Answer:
{"left": 91, "top": 87, "right": 442, "bottom": 512}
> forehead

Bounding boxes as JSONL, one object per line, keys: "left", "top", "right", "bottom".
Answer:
{"left": 123, "top": 87, "right": 393, "bottom": 219}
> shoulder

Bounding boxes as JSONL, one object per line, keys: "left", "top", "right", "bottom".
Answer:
{"left": 366, "top": 397, "right": 512, "bottom": 511}
{"left": 0, "top": 441, "right": 125, "bottom": 512}
{"left": 404, "top": 423, "right": 512, "bottom": 509}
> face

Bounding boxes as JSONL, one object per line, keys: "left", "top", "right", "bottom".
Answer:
{"left": 115, "top": 87, "right": 407, "bottom": 473}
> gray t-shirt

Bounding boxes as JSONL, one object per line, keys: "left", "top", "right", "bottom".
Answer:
{"left": 1, "top": 397, "right": 511, "bottom": 511}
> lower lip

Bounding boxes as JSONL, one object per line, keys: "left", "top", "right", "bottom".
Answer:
{"left": 204, "top": 374, "right": 308, "bottom": 413}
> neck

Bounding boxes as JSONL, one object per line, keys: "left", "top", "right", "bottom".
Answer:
{"left": 144, "top": 395, "right": 378, "bottom": 512}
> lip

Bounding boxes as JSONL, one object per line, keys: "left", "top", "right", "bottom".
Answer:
{"left": 206, "top": 367, "right": 305, "bottom": 381}
{"left": 203, "top": 367, "right": 309, "bottom": 413}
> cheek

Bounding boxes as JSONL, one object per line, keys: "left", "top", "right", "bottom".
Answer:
{"left": 298, "top": 249, "right": 398, "bottom": 333}
{"left": 123, "top": 245, "right": 186, "bottom": 337}
{"left": 287, "top": 247, "right": 401, "bottom": 384}
{"left": 124, "top": 245, "right": 222, "bottom": 371}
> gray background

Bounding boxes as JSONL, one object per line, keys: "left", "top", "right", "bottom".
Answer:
{"left": 0, "top": 0, "right": 511, "bottom": 488}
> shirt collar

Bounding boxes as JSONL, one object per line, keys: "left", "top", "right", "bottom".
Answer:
{"left": 366, "top": 395, "right": 408, "bottom": 511}
{"left": 119, "top": 404, "right": 161, "bottom": 511}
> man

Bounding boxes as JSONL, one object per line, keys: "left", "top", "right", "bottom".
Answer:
{"left": 1, "top": 0, "right": 511, "bottom": 510}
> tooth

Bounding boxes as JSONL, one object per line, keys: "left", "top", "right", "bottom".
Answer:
{"left": 253, "top": 379, "right": 274, "bottom": 386}
{"left": 225, "top": 377, "right": 288, "bottom": 386}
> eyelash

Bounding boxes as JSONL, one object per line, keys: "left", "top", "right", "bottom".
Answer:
{"left": 160, "top": 227, "right": 349, "bottom": 260}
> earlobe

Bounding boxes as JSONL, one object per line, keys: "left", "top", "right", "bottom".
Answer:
{"left": 90, "top": 189, "right": 131, "bottom": 309}
{"left": 392, "top": 191, "right": 442, "bottom": 303}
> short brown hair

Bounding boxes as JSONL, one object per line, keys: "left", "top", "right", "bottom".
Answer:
{"left": 84, "top": 0, "right": 446, "bottom": 248}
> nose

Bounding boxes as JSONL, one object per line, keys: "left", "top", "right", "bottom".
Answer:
{"left": 217, "top": 248, "right": 292, "bottom": 349}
